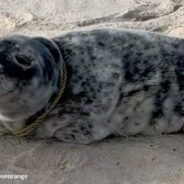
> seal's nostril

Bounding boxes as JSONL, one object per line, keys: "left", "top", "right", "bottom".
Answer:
{"left": 0, "top": 65, "right": 4, "bottom": 74}
{"left": 15, "top": 55, "right": 31, "bottom": 67}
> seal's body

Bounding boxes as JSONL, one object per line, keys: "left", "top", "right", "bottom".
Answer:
{"left": 0, "top": 29, "right": 184, "bottom": 144}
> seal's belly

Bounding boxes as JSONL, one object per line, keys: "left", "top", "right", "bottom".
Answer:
{"left": 120, "top": 112, "right": 184, "bottom": 136}
{"left": 110, "top": 88, "right": 184, "bottom": 136}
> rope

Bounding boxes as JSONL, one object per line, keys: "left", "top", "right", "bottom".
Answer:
{"left": 11, "top": 62, "right": 67, "bottom": 137}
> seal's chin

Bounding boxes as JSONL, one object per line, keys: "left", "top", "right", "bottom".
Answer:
{"left": 0, "top": 115, "right": 25, "bottom": 131}
{"left": 0, "top": 112, "right": 21, "bottom": 123}
{"left": 0, "top": 110, "right": 26, "bottom": 121}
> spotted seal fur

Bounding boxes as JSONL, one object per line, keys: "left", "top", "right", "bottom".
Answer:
{"left": 0, "top": 29, "right": 184, "bottom": 144}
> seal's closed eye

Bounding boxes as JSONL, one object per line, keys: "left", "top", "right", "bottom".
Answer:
{"left": 14, "top": 55, "right": 32, "bottom": 67}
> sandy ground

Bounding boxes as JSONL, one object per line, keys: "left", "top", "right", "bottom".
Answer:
{"left": 1, "top": 0, "right": 184, "bottom": 183}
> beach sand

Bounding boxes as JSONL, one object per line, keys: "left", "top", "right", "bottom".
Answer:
{"left": 1, "top": 0, "right": 184, "bottom": 183}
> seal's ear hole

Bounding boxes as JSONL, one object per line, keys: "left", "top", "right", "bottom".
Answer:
{"left": 15, "top": 55, "right": 32, "bottom": 67}
{"left": 34, "top": 37, "right": 61, "bottom": 64}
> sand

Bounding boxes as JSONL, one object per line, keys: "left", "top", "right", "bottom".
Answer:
{"left": 1, "top": 0, "right": 184, "bottom": 183}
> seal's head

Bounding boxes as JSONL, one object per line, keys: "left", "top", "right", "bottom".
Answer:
{"left": 0, "top": 35, "right": 63, "bottom": 130}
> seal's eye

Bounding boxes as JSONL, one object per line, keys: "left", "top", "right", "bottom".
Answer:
{"left": 15, "top": 55, "right": 31, "bottom": 67}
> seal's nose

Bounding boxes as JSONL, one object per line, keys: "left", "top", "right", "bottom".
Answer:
{"left": 0, "top": 66, "right": 4, "bottom": 75}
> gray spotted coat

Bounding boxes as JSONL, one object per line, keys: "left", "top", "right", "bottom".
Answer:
{"left": 0, "top": 29, "right": 184, "bottom": 144}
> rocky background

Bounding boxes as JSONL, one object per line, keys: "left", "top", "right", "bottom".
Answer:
{"left": 1, "top": 0, "right": 184, "bottom": 183}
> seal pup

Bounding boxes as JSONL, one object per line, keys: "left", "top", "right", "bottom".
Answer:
{"left": 0, "top": 29, "right": 184, "bottom": 144}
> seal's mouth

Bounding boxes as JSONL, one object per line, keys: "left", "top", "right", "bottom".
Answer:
{"left": 0, "top": 92, "right": 8, "bottom": 97}
{"left": 2, "top": 111, "right": 18, "bottom": 115}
